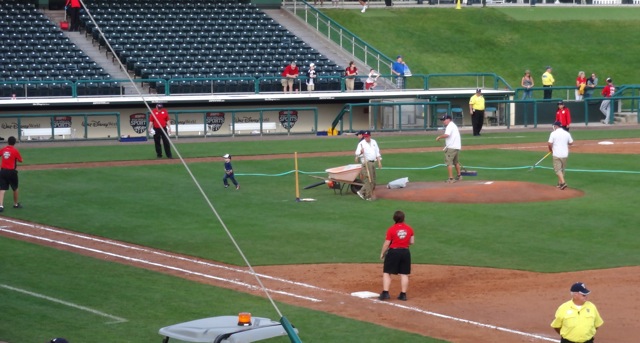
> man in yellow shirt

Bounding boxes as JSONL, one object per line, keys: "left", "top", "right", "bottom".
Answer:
{"left": 542, "top": 66, "right": 555, "bottom": 99}
{"left": 468, "top": 88, "right": 485, "bottom": 136}
{"left": 550, "top": 282, "right": 604, "bottom": 343}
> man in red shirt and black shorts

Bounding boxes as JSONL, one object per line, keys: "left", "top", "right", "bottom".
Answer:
{"left": 149, "top": 104, "right": 173, "bottom": 159}
{"left": 379, "top": 210, "right": 415, "bottom": 301}
{"left": 0, "top": 136, "right": 23, "bottom": 211}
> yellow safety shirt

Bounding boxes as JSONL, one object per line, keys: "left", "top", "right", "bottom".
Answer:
{"left": 542, "top": 71, "right": 555, "bottom": 86}
{"left": 550, "top": 300, "right": 603, "bottom": 343}
{"left": 469, "top": 95, "right": 485, "bottom": 110}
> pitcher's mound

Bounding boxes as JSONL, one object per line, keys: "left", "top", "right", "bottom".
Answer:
{"left": 376, "top": 181, "right": 584, "bottom": 203}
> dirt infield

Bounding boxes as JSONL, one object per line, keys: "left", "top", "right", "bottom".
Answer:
{"left": 376, "top": 181, "right": 584, "bottom": 203}
{"left": 2, "top": 138, "right": 639, "bottom": 343}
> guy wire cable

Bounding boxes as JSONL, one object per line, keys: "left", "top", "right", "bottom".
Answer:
{"left": 77, "top": 0, "right": 285, "bottom": 319}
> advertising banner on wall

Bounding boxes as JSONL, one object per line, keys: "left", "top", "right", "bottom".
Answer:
{"left": 129, "top": 113, "right": 148, "bottom": 134}
{"left": 206, "top": 112, "right": 225, "bottom": 132}
{"left": 279, "top": 110, "right": 298, "bottom": 130}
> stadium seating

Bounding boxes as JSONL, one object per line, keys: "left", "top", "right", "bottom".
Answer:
{"left": 0, "top": 0, "right": 344, "bottom": 97}
{"left": 0, "top": 0, "right": 116, "bottom": 98}
{"left": 79, "top": 0, "right": 344, "bottom": 93}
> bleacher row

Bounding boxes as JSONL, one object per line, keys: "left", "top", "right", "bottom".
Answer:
{"left": 80, "top": 0, "right": 348, "bottom": 94}
{"left": 0, "top": 1, "right": 120, "bottom": 97}
{"left": 0, "top": 0, "right": 351, "bottom": 98}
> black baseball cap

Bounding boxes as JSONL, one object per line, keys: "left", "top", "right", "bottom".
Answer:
{"left": 570, "top": 282, "right": 591, "bottom": 295}
{"left": 440, "top": 114, "right": 452, "bottom": 120}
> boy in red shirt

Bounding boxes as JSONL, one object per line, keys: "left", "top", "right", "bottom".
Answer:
{"left": 555, "top": 100, "right": 571, "bottom": 131}
{"left": 0, "top": 136, "right": 23, "bottom": 211}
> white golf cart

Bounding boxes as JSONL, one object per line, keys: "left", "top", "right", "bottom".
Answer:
{"left": 159, "top": 314, "right": 299, "bottom": 343}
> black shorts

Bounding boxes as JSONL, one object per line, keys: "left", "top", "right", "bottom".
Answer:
{"left": 383, "top": 248, "right": 411, "bottom": 275}
{"left": 0, "top": 169, "right": 18, "bottom": 191}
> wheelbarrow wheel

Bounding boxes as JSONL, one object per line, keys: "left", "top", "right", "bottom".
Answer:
{"left": 350, "top": 178, "right": 363, "bottom": 194}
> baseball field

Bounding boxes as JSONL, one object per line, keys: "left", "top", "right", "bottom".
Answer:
{"left": 1, "top": 126, "right": 639, "bottom": 343}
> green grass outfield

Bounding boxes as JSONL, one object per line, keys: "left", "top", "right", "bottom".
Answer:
{"left": 323, "top": 7, "right": 640, "bottom": 89}
{"left": 1, "top": 128, "right": 639, "bottom": 342}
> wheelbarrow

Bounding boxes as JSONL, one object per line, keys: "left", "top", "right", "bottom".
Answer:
{"left": 305, "top": 164, "right": 364, "bottom": 195}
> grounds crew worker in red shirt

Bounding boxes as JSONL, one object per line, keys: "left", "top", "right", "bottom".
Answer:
{"left": 0, "top": 136, "right": 23, "bottom": 212}
{"left": 149, "top": 104, "right": 173, "bottom": 159}
{"left": 379, "top": 210, "right": 414, "bottom": 301}
{"left": 555, "top": 100, "right": 571, "bottom": 131}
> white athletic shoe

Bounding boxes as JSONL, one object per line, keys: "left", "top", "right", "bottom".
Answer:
{"left": 361, "top": 6, "right": 366, "bottom": 12}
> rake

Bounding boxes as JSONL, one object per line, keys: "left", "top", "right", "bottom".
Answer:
{"left": 460, "top": 164, "right": 477, "bottom": 176}
{"left": 529, "top": 152, "right": 551, "bottom": 171}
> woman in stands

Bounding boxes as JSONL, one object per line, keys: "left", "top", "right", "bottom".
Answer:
{"left": 345, "top": 61, "right": 358, "bottom": 92}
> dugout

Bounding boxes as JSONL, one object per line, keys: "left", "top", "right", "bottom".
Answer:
{"left": 0, "top": 88, "right": 514, "bottom": 141}
{"left": 514, "top": 100, "right": 611, "bottom": 126}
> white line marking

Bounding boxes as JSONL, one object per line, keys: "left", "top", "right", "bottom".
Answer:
{"left": 0, "top": 226, "right": 320, "bottom": 303}
{"left": 0, "top": 284, "right": 127, "bottom": 324}
{"left": 376, "top": 301, "right": 557, "bottom": 342}
{"left": 0, "top": 219, "right": 555, "bottom": 341}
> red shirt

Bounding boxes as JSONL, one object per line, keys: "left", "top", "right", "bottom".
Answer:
{"left": 576, "top": 77, "right": 586, "bottom": 87}
{"left": 281, "top": 65, "right": 299, "bottom": 78}
{"left": 385, "top": 222, "right": 414, "bottom": 249}
{"left": 66, "top": 0, "right": 81, "bottom": 8}
{"left": 150, "top": 108, "right": 170, "bottom": 128}
{"left": 1, "top": 145, "right": 23, "bottom": 170}
{"left": 555, "top": 107, "right": 571, "bottom": 127}
{"left": 345, "top": 66, "right": 358, "bottom": 77}
{"left": 601, "top": 84, "right": 615, "bottom": 98}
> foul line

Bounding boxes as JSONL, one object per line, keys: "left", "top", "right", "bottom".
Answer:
{"left": 0, "top": 283, "right": 127, "bottom": 324}
{"left": 0, "top": 224, "right": 320, "bottom": 303}
{"left": 1, "top": 219, "right": 556, "bottom": 341}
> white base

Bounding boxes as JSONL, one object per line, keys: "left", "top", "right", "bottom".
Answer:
{"left": 350, "top": 291, "right": 379, "bottom": 298}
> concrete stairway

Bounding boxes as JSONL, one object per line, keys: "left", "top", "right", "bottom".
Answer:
{"left": 615, "top": 112, "right": 638, "bottom": 124}
{"left": 263, "top": 8, "right": 396, "bottom": 90}
{"left": 40, "top": 9, "right": 149, "bottom": 96}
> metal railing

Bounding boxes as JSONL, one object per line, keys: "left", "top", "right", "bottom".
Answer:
{"left": 282, "top": 0, "right": 394, "bottom": 75}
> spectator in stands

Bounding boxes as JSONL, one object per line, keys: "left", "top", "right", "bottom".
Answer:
{"left": 65, "top": 0, "right": 82, "bottom": 32}
{"left": 49, "top": 339, "right": 69, "bottom": 343}
{"left": 365, "top": 69, "right": 379, "bottom": 91}
{"left": 149, "top": 104, "right": 173, "bottom": 159}
{"left": 281, "top": 62, "right": 299, "bottom": 94}
{"left": 391, "top": 55, "right": 406, "bottom": 90}
{"left": 600, "top": 77, "right": 615, "bottom": 124}
{"left": 521, "top": 69, "right": 534, "bottom": 100}
{"left": 584, "top": 73, "right": 598, "bottom": 99}
{"left": 575, "top": 71, "right": 587, "bottom": 101}
{"left": 306, "top": 63, "right": 317, "bottom": 92}
{"left": 542, "top": 66, "right": 555, "bottom": 99}
{"left": 344, "top": 61, "right": 358, "bottom": 92}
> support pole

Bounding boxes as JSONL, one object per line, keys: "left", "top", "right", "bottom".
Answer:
{"left": 295, "top": 152, "right": 301, "bottom": 202}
